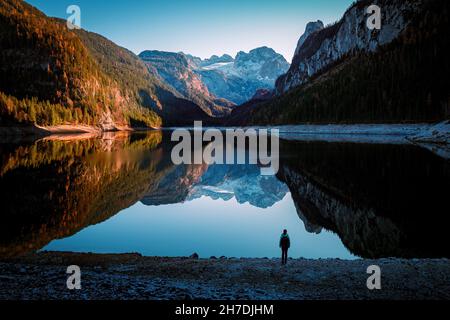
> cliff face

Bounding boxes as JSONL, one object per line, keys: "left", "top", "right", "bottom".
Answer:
{"left": 277, "top": 0, "right": 423, "bottom": 94}
{"left": 293, "top": 20, "right": 324, "bottom": 57}
{"left": 231, "top": 0, "right": 449, "bottom": 125}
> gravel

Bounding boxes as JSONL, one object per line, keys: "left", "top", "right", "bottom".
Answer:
{"left": 0, "top": 252, "right": 449, "bottom": 300}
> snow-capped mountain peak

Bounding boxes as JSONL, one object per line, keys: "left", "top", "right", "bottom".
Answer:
{"left": 188, "top": 47, "right": 290, "bottom": 104}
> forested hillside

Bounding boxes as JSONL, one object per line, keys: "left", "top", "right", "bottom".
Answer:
{"left": 230, "top": 0, "right": 449, "bottom": 125}
{"left": 0, "top": 0, "right": 191, "bottom": 130}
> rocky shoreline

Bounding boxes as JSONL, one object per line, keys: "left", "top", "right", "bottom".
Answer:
{"left": 0, "top": 124, "right": 161, "bottom": 137}
{"left": 0, "top": 252, "right": 449, "bottom": 300}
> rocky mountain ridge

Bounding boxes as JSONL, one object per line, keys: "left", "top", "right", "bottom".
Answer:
{"left": 183, "top": 47, "right": 290, "bottom": 105}
{"left": 139, "top": 50, "right": 235, "bottom": 117}
{"left": 277, "top": 0, "right": 423, "bottom": 94}
{"left": 228, "top": 0, "right": 448, "bottom": 125}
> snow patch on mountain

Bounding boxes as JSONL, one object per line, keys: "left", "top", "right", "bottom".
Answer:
{"left": 185, "top": 47, "right": 290, "bottom": 104}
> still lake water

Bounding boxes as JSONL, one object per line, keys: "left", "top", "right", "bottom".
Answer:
{"left": 44, "top": 195, "right": 355, "bottom": 259}
{"left": 0, "top": 131, "right": 448, "bottom": 259}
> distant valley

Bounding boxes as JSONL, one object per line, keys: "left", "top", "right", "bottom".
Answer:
{"left": 138, "top": 47, "right": 290, "bottom": 116}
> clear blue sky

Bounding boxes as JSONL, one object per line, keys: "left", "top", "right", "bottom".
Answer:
{"left": 25, "top": 0, "right": 353, "bottom": 62}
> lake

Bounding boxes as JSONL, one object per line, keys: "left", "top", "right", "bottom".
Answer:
{"left": 0, "top": 130, "right": 448, "bottom": 259}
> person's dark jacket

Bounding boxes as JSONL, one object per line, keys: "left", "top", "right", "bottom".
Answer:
{"left": 279, "top": 234, "right": 290, "bottom": 249}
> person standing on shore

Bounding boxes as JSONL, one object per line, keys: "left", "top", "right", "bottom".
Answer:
{"left": 279, "top": 229, "right": 291, "bottom": 265}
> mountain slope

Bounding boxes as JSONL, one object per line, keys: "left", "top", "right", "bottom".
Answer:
{"left": 76, "top": 32, "right": 212, "bottom": 126}
{"left": 294, "top": 20, "right": 324, "bottom": 57}
{"left": 139, "top": 50, "right": 235, "bottom": 117}
{"left": 0, "top": 0, "right": 213, "bottom": 130}
{"left": 194, "top": 47, "right": 290, "bottom": 104}
{"left": 277, "top": 0, "right": 422, "bottom": 94}
{"left": 229, "top": 0, "right": 449, "bottom": 125}
{"left": 0, "top": 0, "right": 166, "bottom": 130}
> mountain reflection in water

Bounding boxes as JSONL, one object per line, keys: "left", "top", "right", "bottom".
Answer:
{"left": 0, "top": 131, "right": 448, "bottom": 259}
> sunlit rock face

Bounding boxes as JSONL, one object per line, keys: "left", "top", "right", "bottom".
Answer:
{"left": 139, "top": 50, "right": 235, "bottom": 117}
{"left": 188, "top": 47, "right": 290, "bottom": 105}
{"left": 276, "top": 0, "right": 423, "bottom": 94}
{"left": 233, "top": 47, "right": 290, "bottom": 86}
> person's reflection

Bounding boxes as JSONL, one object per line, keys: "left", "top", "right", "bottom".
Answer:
{"left": 279, "top": 229, "right": 291, "bottom": 265}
